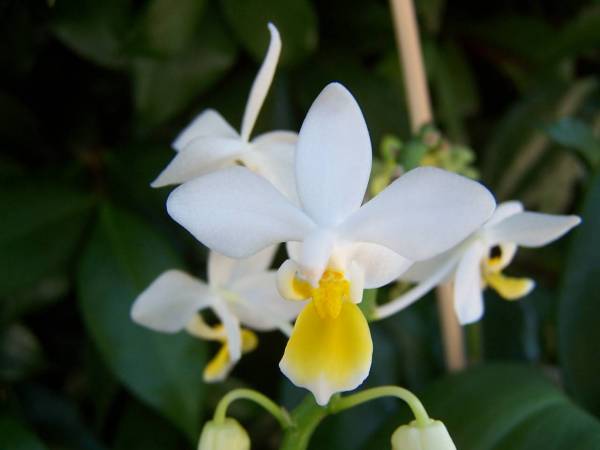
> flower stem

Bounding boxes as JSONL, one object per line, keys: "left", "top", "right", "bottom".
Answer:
{"left": 280, "top": 396, "right": 328, "bottom": 450}
{"left": 329, "top": 386, "right": 431, "bottom": 427}
{"left": 213, "top": 388, "right": 292, "bottom": 429}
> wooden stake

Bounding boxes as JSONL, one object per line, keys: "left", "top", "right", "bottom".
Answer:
{"left": 389, "top": 0, "right": 466, "bottom": 371}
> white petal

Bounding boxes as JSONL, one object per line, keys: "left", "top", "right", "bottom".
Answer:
{"left": 346, "top": 242, "right": 412, "bottom": 289}
{"left": 484, "top": 200, "right": 523, "bottom": 229}
{"left": 400, "top": 250, "right": 455, "bottom": 283}
{"left": 244, "top": 131, "right": 298, "bottom": 200}
{"left": 151, "top": 137, "right": 243, "bottom": 187}
{"left": 208, "top": 246, "right": 278, "bottom": 289}
{"left": 341, "top": 167, "right": 496, "bottom": 261}
{"left": 487, "top": 212, "right": 581, "bottom": 248}
{"left": 295, "top": 83, "right": 372, "bottom": 226}
{"left": 172, "top": 109, "right": 238, "bottom": 151}
{"left": 240, "top": 23, "right": 281, "bottom": 142}
{"left": 131, "top": 270, "right": 212, "bottom": 333}
{"left": 229, "top": 272, "right": 303, "bottom": 331}
{"left": 167, "top": 166, "right": 315, "bottom": 258}
{"left": 212, "top": 299, "right": 242, "bottom": 361}
{"left": 454, "top": 242, "right": 486, "bottom": 325}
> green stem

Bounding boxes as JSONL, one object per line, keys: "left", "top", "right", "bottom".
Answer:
{"left": 329, "top": 386, "right": 431, "bottom": 427}
{"left": 280, "top": 396, "right": 328, "bottom": 450}
{"left": 214, "top": 388, "right": 292, "bottom": 430}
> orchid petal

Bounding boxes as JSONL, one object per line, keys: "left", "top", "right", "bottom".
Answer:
{"left": 131, "top": 270, "right": 212, "bottom": 333}
{"left": 245, "top": 131, "right": 298, "bottom": 199}
{"left": 151, "top": 137, "right": 243, "bottom": 187}
{"left": 346, "top": 242, "right": 413, "bottom": 289}
{"left": 240, "top": 23, "right": 281, "bottom": 142}
{"left": 341, "top": 167, "right": 495, "bottom": 261}
{"left": 208, "top": 246, "right": 278, "bottom": 289}
{"left": 211, "top": 299, "right": 242, "bottom": 361}
{"left": 229, "top": 272, "right": 303, "bottom": 331}
{"left": 454, "top": 242, "right": 486, "bottom": 325}
{"left": 484, "top": 200, "right": 523, "bottom": 229}
{"left": 172, "top": 109, "right": 238, "bottom": 151}
{"left": 167, "top": 167, "right": 315, "bottom": 258}
{"left": 295, "top": 83, "right": 372, "bottom": 226}
{"left": 280, "top": 301, "right": 372, "bottom": 405}
{"left": 487, "top": 212, "right": 581, "bottom": 247}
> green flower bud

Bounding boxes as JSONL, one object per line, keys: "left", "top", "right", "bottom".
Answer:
{"left": 391, "top": 419, "right": 456, "bottom": 450}
{"left": 198, "top": 418, "right": 250, "bottom": 450}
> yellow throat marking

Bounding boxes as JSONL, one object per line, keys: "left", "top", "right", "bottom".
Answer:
{"left": 293, "top": 270, "right": 350, "bottom": 320}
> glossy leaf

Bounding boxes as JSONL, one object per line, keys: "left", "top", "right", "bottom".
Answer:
{"left": 559, "top": 174, "right": 600, "bottom": 416}
{"left": 220, "top": 0, "right": 317, "bottom": 66}
{"left": 362, "top": 364, "right": 600, "bottom": 449}
{"left": 133, "top": 0, "right": 207, "bottom": 56}
{"left": 546, "top": 117, "right": 600, "bottom": 168}
{"left": 77, "top": 204, "right": 207, "bottom": 439}
{"left": 133, "top": 15, "right": 237, "bottom": 127}
{"left": 0, "top": 184, "right": 93, "bottom": 296}
{"left": 51, "top": 0, "right": 131, "bottom": 67}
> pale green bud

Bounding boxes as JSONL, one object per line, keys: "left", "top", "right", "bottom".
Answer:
{"left": 198, "top": 418, "right": 250, "bottom": 450}
{"left": 391, "top": 419, "right": 456, "bottom": 450}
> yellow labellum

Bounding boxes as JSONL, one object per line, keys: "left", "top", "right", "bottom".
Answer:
{"left": 203, "top": 327, "right": 258, "bottom": 382}
{"left": 280, "top": 269, "right": 372, "bottom": 405}
{"left": 484, "top": 271, "right": 534, "bottom": 300}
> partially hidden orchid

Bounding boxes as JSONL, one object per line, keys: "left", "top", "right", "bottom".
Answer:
{"left": 377, "top": 200, "right": 581, "bottom": 324}
{"left": 166, "top": 82, "right": 496, "bottom": 404}
{"left": 131, "top": 247, "right": 302, "bottom": 382}
{"left": 151, "top": 23, "right": 297, "bottom": 198}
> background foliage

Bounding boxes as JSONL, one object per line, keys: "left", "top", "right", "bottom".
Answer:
{"left": 1, "top": 0, "right": 599, "bottom": 448}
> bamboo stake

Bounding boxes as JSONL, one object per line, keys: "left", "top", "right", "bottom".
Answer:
{"left": 389, "top": 0, "right": 466, "bottom": 371}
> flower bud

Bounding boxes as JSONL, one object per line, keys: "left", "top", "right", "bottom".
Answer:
{"left": 198, "top": 418, "right": 250, "bottom": 450}
{"left": 391, "top": 419, "right": 456, "bottom": 450}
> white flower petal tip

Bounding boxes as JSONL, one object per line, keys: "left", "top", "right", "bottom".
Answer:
{"left": 130, "top": 270, "right": 211, "bottom": 333}
{"left": 240, "top": 23, "right": 282, "bottom": 142}
{"left": 391, "top": 420, "right": 457, "bottom": 450}
{"left": 172, "top": 109, "right": 238, "bottom": 152}
{"left": 279, "top": 301, "right": 373, "bottom": 406}
{"left": 166, "top": 166, "right": 314, "bottom": 258}
{"left": 454, "top": 242, "right": 486, "bottom": 325}
{"left": 490, "top": 212, "right": 581, "bottom": 247}
{"left": 150, "top": 137, "right": 244, "bottom": 188}
{"left": 295, "top": 82, "right": 372, "bottom": 227}
{"left": 343, "top": 167, "right": 496, "bottom": 262}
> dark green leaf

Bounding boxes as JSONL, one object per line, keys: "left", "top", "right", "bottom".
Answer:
{"left": 220, "top": 0, "right": 317, "bottom": 66}
{"left": 559, "top": 174, "right": 600, "bottom": 416}
{"left": 77, "top": 204, "right": 207, "bottom": 439}
{"left": 546, "top": 117, "right": 600, "bottom": 168}
{"left": 0, "top": 184, "right": 93, "bottom": 297}
{"left": 133, "top": 15, "right": 237, "bottom": 128}
{"left": 52, "top": 0, "right": 131, "bottom": 67}
{"left": 362, "top": 364, "right": 600, "bottom": 449}
{"left": 0, "top": 416, "right": 47, "bottom": 450}
{"left": 134, "top": 0, "right": 207, "bottom": 56}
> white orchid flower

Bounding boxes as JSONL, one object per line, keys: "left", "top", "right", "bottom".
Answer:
{"left": 166, "top": 82, "right": 496, "bottom": 405}
{"left": 376, "top": 201, "right": 581, "bottom": 325}
{"left": 130, "top": 247, "right": 302, "bottom": 382}
{"left": 151, "top": 23, "right": 297, "bottom": 198}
